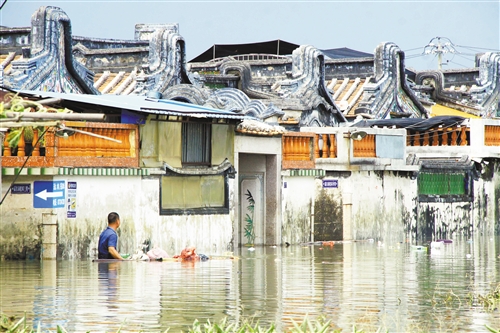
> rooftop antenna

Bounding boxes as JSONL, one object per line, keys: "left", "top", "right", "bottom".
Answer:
{"left": 423, "top": 37, "right": 458, "bottom": 70}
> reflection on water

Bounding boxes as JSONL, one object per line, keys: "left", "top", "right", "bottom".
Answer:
{"left": 1, "top": 236, "right": 499, "bottom": 332}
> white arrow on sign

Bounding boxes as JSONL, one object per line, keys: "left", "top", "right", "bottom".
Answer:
{"left": 35, "top": 190, "right": 64, "bottom": 201}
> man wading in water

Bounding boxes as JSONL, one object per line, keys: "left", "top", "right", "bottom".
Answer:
{"left": 98, "top": 212, "right": 125, "bottom": 260}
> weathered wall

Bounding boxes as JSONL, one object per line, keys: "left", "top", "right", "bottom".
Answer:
{"left": 313, "top": 186, "right": 343, "bottom": 241}
{"left": 0, "top": 176, "right": 49, "bottom": 259}
{"left": 282, "top": 170, "right": 417, "bottom": 245}
{"left": 281, "top": 176, "right": 315, "bottom": 244}
{"left": 472, "top": 159, "right": 500, "bottom": 234}
{"left": 0, "top": 175, "right": 234, "bottom": 259}
{"left": 282, "top": 164, "right": 499, "bottom": 246}
{"left": 349, "top": 171, "right": 416, "bottom": 244}
{"left": 412, "top": 160, "right": 500, "bottom": 243}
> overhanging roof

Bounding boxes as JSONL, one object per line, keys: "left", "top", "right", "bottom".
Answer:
{"left": 16, "top": 90, "right": 250, "bottom": 121}
{"left": 189, "top": 39, "right": 300, "bottom": 62}
{"left": 189, "top": 40, "right": 373, "bottom": 63}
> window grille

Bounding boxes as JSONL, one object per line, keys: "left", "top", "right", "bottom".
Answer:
{"left": 182, "top": 122, "right": 211, "bottom": 166}
{"left": 418, "top": 171, "right": 472, "bottom": 202}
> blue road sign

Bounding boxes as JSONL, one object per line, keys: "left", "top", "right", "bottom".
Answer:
{"left": 33, "top": 181, "right": 65, "bottom": 208}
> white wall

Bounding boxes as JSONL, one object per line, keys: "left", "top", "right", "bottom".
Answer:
{"left": 281, "top": 170, "right": 417, "bottom": 245}
{"left": 1, "top": 175, "right": 234, "bottom": 259}
{"left": 281, "top": 176, "right": 316, "bottom": 243}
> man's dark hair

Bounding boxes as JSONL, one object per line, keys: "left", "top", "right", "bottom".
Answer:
{"left": 108, "top": 212, "right": 120, "bottom": 224}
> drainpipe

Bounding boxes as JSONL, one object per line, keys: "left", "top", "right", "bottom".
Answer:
{"left": 342, "top": 192, "right": 353, "bottom": 241}
{"left": 41, "top": 213, "right": 58, "bottom": 259}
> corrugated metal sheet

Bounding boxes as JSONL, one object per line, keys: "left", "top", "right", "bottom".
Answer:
{"left": 17, "top": 90, "right": 249, "bottom": 120}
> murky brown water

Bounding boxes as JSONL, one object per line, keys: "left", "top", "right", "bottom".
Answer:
{"left": 1, "top": 236, "right": 500, "bottom": 332}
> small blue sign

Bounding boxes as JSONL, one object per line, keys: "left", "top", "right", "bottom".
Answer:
{"left": 11, "top": 183, "right": 31, "bottom": 194}
{"left": 322, "top": 179, "right": 338, "bottom": 188}
{"left": 33, "top": 181, "right": 66, "bottom": 209}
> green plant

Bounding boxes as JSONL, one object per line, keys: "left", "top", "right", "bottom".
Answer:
{"left": 186, "top": 318, "right": 275, "bottom": 333}
{"left": 290, "top": 316, "right": 332, "bottom": 333}
{"left": 0, "top": 92, "right": 71, "bottom": 149}
{"left": 244, "top": 189, "right": 256, "bottom": 246}
{"left": 468, "top": 282, "right": 500, "bottom": 311}
{"left": 486, "top": 324, "right": 500, "bottom": 333}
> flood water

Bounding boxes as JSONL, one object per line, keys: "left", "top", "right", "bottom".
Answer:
{"left": 1, "top": 236, "right": 500, "bottom": 332}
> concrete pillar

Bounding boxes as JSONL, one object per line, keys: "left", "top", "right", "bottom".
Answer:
{"left": 342, "top": 192, "right": 353, "bottom": 241}
{"left": 42, "top": 213, "right": 58, "bottom": 259}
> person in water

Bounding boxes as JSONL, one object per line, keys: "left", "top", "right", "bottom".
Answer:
{"left": 98, "top": 212, "right": 125, "bottom": 260}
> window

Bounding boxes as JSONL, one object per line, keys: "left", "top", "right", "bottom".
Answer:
{"left": 160, "top": 173, "right": 229, "bottom": 215}
{"left": 182, "top": 121, "right": 211, "bottom": 166}
{"left": 418, "top": 170, "right": 472, "bottom": 202}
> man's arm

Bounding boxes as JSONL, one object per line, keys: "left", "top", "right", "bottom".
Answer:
{"left": 108, "top": 246, "right": 124, "bottom": 260}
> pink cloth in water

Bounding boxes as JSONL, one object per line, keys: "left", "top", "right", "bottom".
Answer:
{"left": 147, "top": 247, "right": 169, "bottom": 260}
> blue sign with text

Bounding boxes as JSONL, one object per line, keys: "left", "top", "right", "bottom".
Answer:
{"left": 33, "top": 181, "right": 65, "bottom": 208}
{"left": 11, "top": 183, "right": 31, "bottom": 194}
{"left": 322, "top": 179, "right": 338, "bottom": 188}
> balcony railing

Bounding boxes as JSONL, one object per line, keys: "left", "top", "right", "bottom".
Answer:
{"left": 314, "top": 134, "right": 337, "bottom": 158}
{"left": 282, "top": 133, "right": 315, "bottom": 169}
{"left": 2, "top": 122, "right": 139, "bottom": 168}
{"left": 353, "top": 134, "right": 376, "bottom": 157}
{"left": 406, "top": 126, "right": 469, "bottom": 147}
{"left": 485, "top": 125, "right": 500, "bottom": 146}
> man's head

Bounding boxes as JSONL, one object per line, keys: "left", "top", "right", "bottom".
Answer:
{"left": 108, "top": 212, "right": 120, "bottom": 227}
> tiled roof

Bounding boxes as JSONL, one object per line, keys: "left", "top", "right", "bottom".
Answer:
{"left": 0, "top": 52, "right": 22, "bottom": 74}
{"left": 326, "top": 77, "right": 371, "bottom": 115}
{"left": 93, "top": 70, "right": 138, "bottom": 95}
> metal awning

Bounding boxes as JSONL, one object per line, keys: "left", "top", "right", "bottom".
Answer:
{"left": 15, "top": 90, "right": 250, "bottom": 121}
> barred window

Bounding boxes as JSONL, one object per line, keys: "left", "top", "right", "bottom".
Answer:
{"left": 418, "top": 171, "right": 472, "bottom": 202}
{"left": 182, "top": 121, "right": 211, "bottom": 166}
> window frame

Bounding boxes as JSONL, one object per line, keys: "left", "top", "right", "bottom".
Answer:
{"left": 417, "top": 169, "right": 473, "bottom": 203}
{"left": 181, "top": 120, "right": 212, "bottom": 167}
{"left": 159, "top": 169, "right": 230, "bottom": 216}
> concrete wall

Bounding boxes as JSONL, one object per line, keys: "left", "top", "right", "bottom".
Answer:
{"left": 282, "top": 170, "right": 416, "bottom": 245}
{"left": 0, "top": 174, "right": 234, "bottom": 259}
{"left": 281, "top": 176, "right": 315, "bottom": 244}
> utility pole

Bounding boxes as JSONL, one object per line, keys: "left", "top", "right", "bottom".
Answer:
{"left": 423, "top": 37, "right": 457, "bottom": 70}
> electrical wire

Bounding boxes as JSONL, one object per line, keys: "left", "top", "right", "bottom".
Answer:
{"left": 456, "top": 45, "right": 500, "bottom": 52}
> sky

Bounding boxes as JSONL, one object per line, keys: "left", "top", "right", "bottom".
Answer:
{"left": 1, "top": 0, "right": 499, "bottom": 70}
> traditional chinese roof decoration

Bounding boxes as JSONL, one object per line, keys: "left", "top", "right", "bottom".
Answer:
{"left": 189, "top": 44, "right": 348, "bottom": 127}
{"left": 354, "top": 42, "right": 428, "bottom": 119}
{"left": 1, "top": 5, "right": 497, "bottom": 129}
{"left": 162, "top": 85, "right": 284, "bottom": 123}
{"left": 352, "top": 115, "right": 466, "bottom": 131}
{"left": 413, "top": 52, "right": 500, "bottom": 118}
{"left": 2, "top": 6, "right": 98, "bottom": 94}
{"left": 236, "top": 119, "right": 287, "bottom": 136}
{"left": 133, "top": 24, "right": 193, "bottom": 95}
